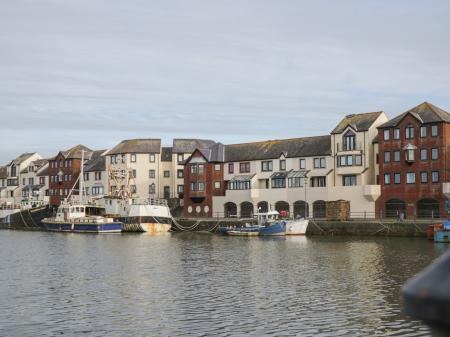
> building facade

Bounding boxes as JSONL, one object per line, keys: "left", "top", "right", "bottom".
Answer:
{"left": 83, "top": 150, "right": 107, "bottom": 203}
{"left": 20, "top": 159, "right": 49, "bottom": 205}
{"left": 376, "top": 102, "right": 450, "bottom": 218}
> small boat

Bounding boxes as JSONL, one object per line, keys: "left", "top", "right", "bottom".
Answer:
{"left": 434, "top": 221, "right": 450, "bottom": 243}
{"left": 256, "top": 211, "right": 286, "bottom": 236}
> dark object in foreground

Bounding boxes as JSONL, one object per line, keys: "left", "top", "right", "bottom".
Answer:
{"left": 402, "top": 251, "right": 450, "bottom": 334}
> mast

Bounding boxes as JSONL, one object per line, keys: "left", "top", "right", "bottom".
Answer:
{"left": 80, "top": 150, "right": 84, "bottom": 204}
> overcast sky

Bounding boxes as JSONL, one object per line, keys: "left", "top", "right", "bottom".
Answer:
{"left": 1, "top": 0, "right": 450, "bottom": 163}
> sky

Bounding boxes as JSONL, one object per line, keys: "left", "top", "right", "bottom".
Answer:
{"left": 1, "top": 0, "right": 450, "bottom": 163}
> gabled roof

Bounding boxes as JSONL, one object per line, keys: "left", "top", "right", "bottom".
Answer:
{"left": 0, "top": 166, "right": 7, "bottom": 179}
{"left": 172, "top": 139, "right": 216, "bottom": 153}
{"left": 379, "top": 102, "right": 450, "bottom": 128}
{"left": 50, "top": 144, "right": 93, "bottom": 160}
{"left": 36, "top": 166, "right": 49, "bottom": 177}
{"left": 224, "top": 135, "right": 331, "bottom": 162}
{"left": 107, "top": 139, "right": 161, "bottom": 155}
{"left": 21, "top": 159, "right": 49, "bottom": 174}
{"left": 161, "top": 147, "right": 173, "bottom": 162}
{"left": 198, "top": 143, "right": 225, "bottom": 162}
{"left": 84, "top": 155, "right": 106, "bottom": 172}
{"left": 331, "top": 111, "right": 384, "bottom": 134}
{"left": 9, "top": 152, "right": 36, "bottom": 166}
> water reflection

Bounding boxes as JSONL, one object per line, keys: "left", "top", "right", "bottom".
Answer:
{"left": 0, "top": 231, "right": 446, "bottom": 336}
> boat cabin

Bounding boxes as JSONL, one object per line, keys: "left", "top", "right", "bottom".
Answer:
{"left": 55, "top": 205, "right": 86, "bottom": 222}
{"left": 255, "top": 210, "right": 280, "bottom": 226}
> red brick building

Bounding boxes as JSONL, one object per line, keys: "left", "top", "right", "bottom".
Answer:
{"left": 376, "top": 102, "right": 450, "bottom": 218}
{"left": 183, "top": 143, "right": 225, "bottom": 218}
{"left": 48, "top": 144, "right": 94, "bottom": 206}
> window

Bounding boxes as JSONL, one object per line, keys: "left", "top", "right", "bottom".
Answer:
{"left": 214, "top": 181, "right": 221, "bottom": 189}
{"left": 384, "top": 151, "right": 391, "bottom": 163}
{"left": 84, "top": 173, "right": 90, "bottom": 181}
{"left": 420, "top": 149, "right": 428, "bottom": 161}
{"left": 22, "top": 178, "right": 26, "bottom": 185}
{"left": 149, "top": 183, "right": 155, "bottom": 194}
{"left": 228, "top": 180, "right": 250, "bottom": 190}
{"left": 95, "top": 172, "right": 102, "bottom": 180}
{"left": 355, "top": 155, "right": 362, "bottom": 166}
{"left": 214, "top": 164, "right": 221, "bottom": 171}
{"left": 228, "top": 163, "right": 234, "bottom": 174}
{"left": 239, "top": 162, "right": 250, "bottom": 173}
{"left": 190, "top": 182, "right": 196, "bottom": 191}
{"left": 405, "top": 149, "right": 415, "bottom": 162}
{"left": 131, "top": 170, "right": 137, "bottom": 178}
{"left": 85, "top": 187, "right": 90, "bottom": 196}
{"left": 405, "top": 125, "right": 414, "bottom": 139}
{"left": 39, "top": 177, "right": 45, "bottom": 185}
{"left": 190, "top": 164, "right": 197, "bottom": 174}
{"left": 149, "top": 154, "right": 155, "bottom": 163}
{"left": 420, "top": 171, "right": 428, "bottom": 183}
{"left": 130, "top": 185, "right": 137, "bottom": 193}
{"left": 343, "top": 130, "right": 356, "bottom": 151}
{"left": 431, "top": 125, "right": 438, "bottom": 137}
{"left": 28, "top": 178, "right": 34, "bottom": 185}
{"left": 271, "top": 177, "right": 286, "bottom": 188}
{"left": 177, "top": 185, "right": 184, "bottom": 193}
{"left": 120, "top": 154, "right": 126, "bottom": 164}
{"left": 177, "top": 170, "right": 184, "bottom": 178}
{"left": 261, "top": 161, "right": 273, "bottom": 172}
{"left": 198, "top": 164, "right": 204, "bottom": 175}
{"left": 279, "top": 160, "right": 286, "bottom": 171}
{"left": 393, "top": 128, "right": 400, "bottom": 140}
{"left": 393, "top": 151, "right": 400, "bottom": 162}
{"left": 431, "top": 148, "right": 439, "bottom": 160}
{"left": 149, "top": 169, "right": 155, "bottom": 178}
{"left": 299, "top": 159, "right": 305, "bottom": 169}
{"left": 313, "top": 157, "right": 326, "bottom": 169}
{"left": 432, "top": 171, "right": 439, "bottom": 183}
{"left": 131, "top": 154, "right": 136, "bottom": 162}
{"left": 394, "top": 173, "right": 401, "bottom": 184}
{"left": 384, "top": 173, "right": 391, "bottom": 185}
{"left": 420, "top": 126, "right": 427, "bottom": 138}
{"left": 164, "top": 170, "right": 170, "bottom": 178}
{"left": 383, "top": 129, "right": 390, "bottom": 141}
{"left": 343, "top": 175, "right": 357, "bottom": 186}
{"left": 406, "top": 172, "right": 416, "bottom": 184}
{"left": 310, "top": 176, "right": 326, "bottom": 187}
{"left": 110, "top": 156, "right": 116, "bottom": 164}
{"left": 177, "top": 153, "right": 184, "bottom": 163}
{"left": 288, "top": 177, "right": 304, "bottom": 188}
{"left": 198, "top": 182, "right": 205, "bottom": 192}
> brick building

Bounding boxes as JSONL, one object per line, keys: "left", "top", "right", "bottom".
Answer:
{"left": 48, "top": 144, "right": 94, "bottom": 206}
{"left": 376, "top": 102, "right": 450, "bottom": 218}
{"left": 183, "top": 143, "right": 225, "bottom": 218}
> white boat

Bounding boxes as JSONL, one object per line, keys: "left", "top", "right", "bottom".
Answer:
{"left": 285, "top": 218, "right": 309, "bottom": 235}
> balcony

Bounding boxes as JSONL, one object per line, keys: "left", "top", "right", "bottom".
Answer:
{"left": 363, "top": 185, "right": 381, "bottom": 202}
{"left": 336, "top": 142, "right": 364, "bottom": 154}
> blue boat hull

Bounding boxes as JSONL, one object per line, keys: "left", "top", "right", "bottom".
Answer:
{"left": 259, "top": 222, "right": 286, "bottom": 236}
{"left": 43, "top": 221, "right": 122, "bottom": 233}
{"left": 434, "top": 230, "right": 450, "bottom": 243}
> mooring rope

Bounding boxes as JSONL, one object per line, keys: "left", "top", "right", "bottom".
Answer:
{"left": 170, "top": 217, "right": 203, "bottom": 231}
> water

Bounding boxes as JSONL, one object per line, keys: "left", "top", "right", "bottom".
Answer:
{"left": 0, "top": 231, "right": 447, "bottom": 337}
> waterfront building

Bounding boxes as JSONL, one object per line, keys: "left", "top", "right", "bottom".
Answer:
{"left": 20, "top": 159, "right": 49, "bottom": 205}
{"left": 159, "top": 147, "right": 174, "bottom": 199}
{"left": 2, "top": 153, "right": 42, "bottom": 207}
{"left": 0, "top": 166, "right": 8, "bottom": 205}
{"left": 83, "top": 150, "right": 107, "bottom": 203}
{"left": 171, "top": 139, "right": 216, "bottom": 200}
{"left": 183, "top": 143, "right": 225, "bottom": 217}
{"left": 105, "top": 139, "right": 162, "bottom": 201}
{"left": 376, "top": 102, "right": 450, "bottom": 218}
{"left": 48, "top": 145, "right": 94, "bottom": 206}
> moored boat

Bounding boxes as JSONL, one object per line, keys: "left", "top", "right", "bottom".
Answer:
{"left": 434, "top": 221, "right": 450, "bottom": 243}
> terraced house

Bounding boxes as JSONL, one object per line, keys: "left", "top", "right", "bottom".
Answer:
{"left": 184, "top": 111, "right": 387, "bottom": 218}
{"left": 376, "top": 102, "right": 450, "bottom": 218}
{"left": 83, "top": 150, "right": 107, "bottom": 203}
{"left": 19, "top": 158, "right": 49, "bottom": 206}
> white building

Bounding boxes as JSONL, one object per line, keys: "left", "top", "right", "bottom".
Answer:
{"left": 19, "top": 159, "right": 49, "bottom": 206}
{"left": 83, "top": 150, "right": 107, "bottom": 203}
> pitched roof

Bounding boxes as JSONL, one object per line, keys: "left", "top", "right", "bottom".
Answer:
{"left": 224, "top": 135, "right": 331, "bottom": 162}
{"left": 379, "top": 102, "right": 450, "bottom": 128}
{"left": 0, "top": 166, "right": 7, "bottom": 179}
{"left": 84, "top": 155, "right": 106, "bottom": 172}
{"left": 36, "top": 166, "right": 49, "bottom": 177}
{"left": 161, "top": 147, "right": 173, "bottom": 162}
{"left": 331, "top": 111, "right": 384, "bottom": 134}
{"left": 198, "top": 143, "right": 225, "bottom": 162}
{"left": 10, "top": 152, "right": 36, "bottom": 165}
{"left": 107, "top": 139, "right": 161, "bottom": 155}
{"left": 49, "top": 144, "right": 93, "bottom": 160}
{"left": 172, "top": 139, "right": 216, "bottom": 153}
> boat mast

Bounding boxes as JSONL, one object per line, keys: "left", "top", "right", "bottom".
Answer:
{"left": 80, "top": 150, "right": 84, "bottom": 204}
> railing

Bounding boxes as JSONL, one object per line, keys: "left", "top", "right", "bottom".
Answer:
{"left": 336, "top": 142, "right": 363, "bottom": 152}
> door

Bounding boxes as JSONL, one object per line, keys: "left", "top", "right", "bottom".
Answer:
{"left": 164, "top": 186, "right": 170, "bottom": 199}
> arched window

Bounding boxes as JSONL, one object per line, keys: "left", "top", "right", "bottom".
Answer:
{"left": 257, "top": 201, "right": 268, "bottom": 213}
{"left": 417, "top": 199, "right": 440, "bottom": 218}
{"left": 240, "top": 202, "right": 254, "bottom": 218}
{"left": 293, "top": 200, "right": 308, "bottom": 218}
{"left": 385, "top": 199, "right": 406, "bottom": 218}
{"left": 224, "top": 202, "right": 237, "bottom": 218}
{"left": 343, "top": 130, "right": 356, "bottom": 151}
{"left": 313, "top": 200, "right": 326, "bottom": 218}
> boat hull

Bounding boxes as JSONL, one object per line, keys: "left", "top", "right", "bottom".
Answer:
{"left": 227, "top": 230, "right": 260, "bottom": 236}
{"left": 259, "top": 222, "right": 286, "bottom": 236}
{"left": 285, "top": 219, "right": 309, "bottom": 235}
{"left": 434, "top": 230, "right": 450, "bottom": 243}
{"left": 43, "top": 220, "right": 122, "bottom": 233}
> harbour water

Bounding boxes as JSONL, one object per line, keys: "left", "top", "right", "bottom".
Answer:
{"left": 0, "top": 231, "right": 447, "bottom": 336}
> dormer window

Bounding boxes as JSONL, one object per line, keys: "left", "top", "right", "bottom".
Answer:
{"left": 343, "top": 130, "right": 356, "bottom": 151}
{"left": 405, "top": 125, "right": 414, "bottom": 139}
{"left": 404, "top": 144, "right": 416, "bottom": 162}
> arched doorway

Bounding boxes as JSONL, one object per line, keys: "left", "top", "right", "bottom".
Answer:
{"left": 313, "top": 200, "right": 326, "bottom": 218}
{"left": 293, "top": 200, "right": 309, "bottom": 219}
{"left": 275, "top": 201, "right": 290, "bottom": 217}
{"left": 240, "top": 202, "right": 254, "bottom": 218}
{"left": 224, "top": 202, "right": 237, "bottom": 218}
{"left": 385, "top": 199, "right": 406, "bottom": 218}
{"left": 257, "top": 201, "right": 268, "bottom": 213}
{"left": 417, "top": 198, "right": 440, "bottom": 218}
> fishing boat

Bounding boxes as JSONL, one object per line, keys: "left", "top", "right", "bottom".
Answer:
{"left": 42, "top": 150, "right": 123, "bottom": 234}
{"left": 257, "top": 210, "right": 286, "bottom": 236}
{"left": 434, "top": 220, "right": 450, "bottom": 243}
